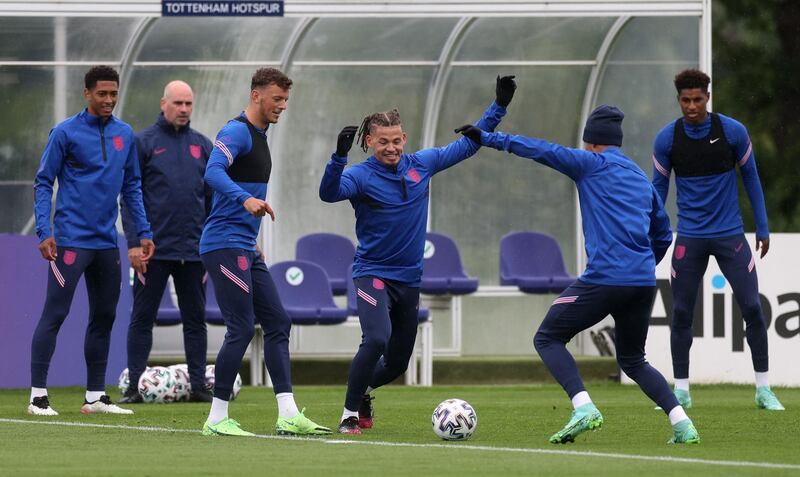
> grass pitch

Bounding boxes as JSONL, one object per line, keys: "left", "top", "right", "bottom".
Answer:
{"left": 0, "top": 383, "right": 798, "bottom": 476}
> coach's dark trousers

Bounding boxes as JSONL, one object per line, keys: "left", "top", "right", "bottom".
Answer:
{"left": 30, "top": 247, "right": 121, "bottom": 391}
{"left": 201, "top": 248, "right": 292, "bottom": 400}
{"left": 534, "top": 280, "right": 680, "bottom": 414}
{"left": 345, "top": 276, "right": 419, "bottom": 412}
{"left": 127, "top": 259, "right": 207, "bottom": 391}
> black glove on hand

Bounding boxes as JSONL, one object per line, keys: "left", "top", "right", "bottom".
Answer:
{"left": 454, "top": 125, "right": 483, "bottom": 144}
{"left": 336, "top": 125, "right": 359, "bottom": 157}
{"left": 495, "top": 75, "right": 516, "bottom": 107}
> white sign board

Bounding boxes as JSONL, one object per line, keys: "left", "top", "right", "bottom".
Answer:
{"left": 623, "top": 233, "right": 800, "bottom": 386}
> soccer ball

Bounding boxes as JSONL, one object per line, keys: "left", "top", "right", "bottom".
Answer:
{"left": 205, "top": 365, "right": 242, "bottom": 400}
{"left": 117, "top": 368, "right": 130, "bottom": 395}
{"left": 168, "top": 364, "right": 191, "bottom": 402}
{"left": 138, "top": 366, "right": 178, "bottom": 403}
{"left": 432, "top": 399, "right": 478, "bottom": 440}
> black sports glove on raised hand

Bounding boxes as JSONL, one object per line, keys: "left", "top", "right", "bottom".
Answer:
{"left": 495, "top": 75, "right": 516, "bottom": 107}
{"left": 336, "top": 125, "right": 359, "bottom": 157}
{"left": 454, "top": 125, "right": 484, "bottom": 144}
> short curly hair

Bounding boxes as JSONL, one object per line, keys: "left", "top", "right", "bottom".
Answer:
{"left": 251, "top": 68, "right": 292, "bottom": 91}
{"left": 85, "top": 65, "right": 119, "bottom": 90}
{"left": 674, "top": 69, "right": 710, "bottom": 93}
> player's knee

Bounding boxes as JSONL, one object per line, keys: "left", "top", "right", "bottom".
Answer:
{"left": 363, "top": 333, "right": 389, "bottom": 352}
{"left": 740, "top": 302, "right": 764, "bottom": 324}
{"left": 533, "top": 330, "right": 553, "bottom": 353}
{"left": 617, "top": 354, "right": 646, "bottom": 375}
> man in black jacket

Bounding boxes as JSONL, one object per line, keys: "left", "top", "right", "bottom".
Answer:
{"left": 120, "top": 80, "right": 213, "bottom": 403}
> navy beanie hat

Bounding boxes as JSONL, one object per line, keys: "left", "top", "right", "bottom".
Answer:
{"left": 582, "top": 105, "right": 624, "bottom": 147}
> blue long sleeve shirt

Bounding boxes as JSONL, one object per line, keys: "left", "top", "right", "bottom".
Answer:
{"left": 652, "top": 113, "right": 768, "bottom": 239}
{"left": 319, "top": 102, "right": 506, "bottom": 285}
{"left": 121, "top": 114, "right": 212, "bottom": 261}
{"left": 200, "top": 114, "right": 266, "bottom": 254}
{"left": 480, "top": 132, "right": 672, "bottom": 287}
{"left": 34, "top": 109, "right": 152, "bottom": 249}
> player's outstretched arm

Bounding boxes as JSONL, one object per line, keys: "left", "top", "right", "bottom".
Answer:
{"left": 319, "top": 125, "right": 360, "bottom": 203}
{"left": 418, "top": 75, "right": 515, "bottom": 174}
{"left": 455, "top": 125, "right": 599, "bottom": 182}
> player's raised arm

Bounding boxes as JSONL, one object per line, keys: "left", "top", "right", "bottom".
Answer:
{"left": 454, "top": 105, "right": 625, "bottom": 182}
{"left": 416, "top": 75, "right": 515, "bottom": 175}
{"left": 319, "top": 125, "right": 360, "bottom": 202}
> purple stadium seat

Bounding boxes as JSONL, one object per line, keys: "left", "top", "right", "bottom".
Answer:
{"left": 271, "top": 260, "right": 349, "bottom": 325}
{"left": 499, "top": 231, "right": 576, "bottom": 293}
{"left": 346, "top": 264, "right": 429, "bottom": 322}
{"left": 295, "top": 233, "right": 355, "bottom": 296}
{"left": 420, "top": 232, "right": 479, "bottom": 295}
{"left": 204, "top": 276, "right": 225, "bottom": 325}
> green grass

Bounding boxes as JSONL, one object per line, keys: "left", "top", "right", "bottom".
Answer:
{"left": 1, "top": 384, "right": 798, "bottom": 476}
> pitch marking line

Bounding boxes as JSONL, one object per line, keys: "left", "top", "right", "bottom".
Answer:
{"left": 2, "top": 418, "right": 799, "bottom": 471}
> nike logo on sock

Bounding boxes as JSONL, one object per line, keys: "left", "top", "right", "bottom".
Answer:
{"left": 709, "top": 138, "right": 720, "bottom": 144}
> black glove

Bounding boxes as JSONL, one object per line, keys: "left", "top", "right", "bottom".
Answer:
{"left": 495, "top": 75, "right": 516, "bottom": 107}
{"left": 454, "top": 125, "right": 484, "bottom": 144}
{"left": 336, "top": 125, "right": 359, "bottom": 157}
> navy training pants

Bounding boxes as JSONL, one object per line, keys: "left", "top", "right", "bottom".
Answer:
{"left": 345, "top": 276, "right": 419, "bottom": 411}
{"left": 670, "top": 234, "right": 768, "bottom": 378}
{"left": 127, "top": 259, "right": 207, "bottom": 390}
{"left": 31, "top": 247, "right": 121, "bottom": 390}
{"left": 534, "top": 280, "right": 680, "bottom": 414}
{"left": 201, "top": 249, "right": 292, "bottom": 399}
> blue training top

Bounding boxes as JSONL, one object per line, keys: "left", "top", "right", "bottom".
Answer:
{"left": 652, "top": 113, "right": 768, "bottom": 239}
{"left": 200, "top": 113, "right": 268, "bottom": 254}
{"left": 480, "top": 131, "right": 672, "bottom": 287}
{"left": 319, "top": 102, "right": 506, "bottom": 286}
{"left": 34, "top": 109, "right": 152, "bottom": 249}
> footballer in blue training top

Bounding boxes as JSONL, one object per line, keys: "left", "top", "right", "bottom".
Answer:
{"left": 320, "top": 75, "right": 513, "bottom": 435}
{"left": 199, "top": 67, "right": 331, "bottom": 437}
{"left": 29, "top": 65, "right": 153, "bottom": 417}
{"left": 457, "top": 102, "right": 699, "bottom": 444}
{"left": 652, "top": 69, "right": 783, "bottom": 411}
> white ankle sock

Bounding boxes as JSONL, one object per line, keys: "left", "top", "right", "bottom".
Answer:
{"left": 571, "top": 391, "right": 593, "bottom": 409}
{"left": 30, "top": 387, "right": 48, "bottom": 403}
{"left": 366, "top": 386, "right": 375, "bottom": 394}
{"left": 207, "top": 398, "right": 229, "bottom": 424}
{"left": 341, "top": 408, "right": 358, "bottom": 422}
{"left": 755, "top": 371, "right": 769, "bottom": 388}
{"left": 85, "top": 391, "right": 105, "bottom": 403}
{"left": 668, "top": 406, "right": 690, "bottom": 425}
{"left": 674, "top": 379, "right": 690, "bottom": 391}
{"left": 276, "top": 392, "right": 299, "bottom": 418}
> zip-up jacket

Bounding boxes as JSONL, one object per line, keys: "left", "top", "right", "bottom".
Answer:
{"left": 480, "top": 131, "right": 672, "bottom": 287}
{"left": 652, "top": 113, "right": 768, "bottom": 239}
{"left": 319, "top": 101, "right": 506, "bottom": 285}
{"left": 34, "top": 109, "right": 152, "bottom": 249}
{"left": 121, "top": 113, "right": 212, "bottom": 261}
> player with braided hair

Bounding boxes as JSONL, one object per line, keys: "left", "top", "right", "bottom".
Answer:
{"left": 320, "top": 75, "right": 516, "bottom": 434}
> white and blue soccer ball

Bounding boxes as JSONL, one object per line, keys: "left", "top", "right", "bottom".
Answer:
{"left": 168, "top": 364, "right": 191, "bottom": 402}
{"left": 119, "top": 367, "right": 152, "bottom": 396}
{"left": 204, "top": 364, "right": 242, "bottom": 400}
{"left": 432, "top": 398, "right": 478, "bottom": 441}
{"left": 138, "top": 366, "right": 178, "bottom": 403}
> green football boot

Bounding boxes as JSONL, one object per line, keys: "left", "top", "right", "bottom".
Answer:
{"left": 275, "top": 408, "right": 332, "bottom": 436}
{"left": 655, "top": 388, "right": 692, "bottom": 411}
{"left": 755, "top": 386, "right": 785, "bottom": 411}
{"left": 668, "top": 419, "right": 699, "bottom": 444}
{"left": 549, "top": 403, "right": 603, "bottom": 444}
{"left": 202, "top": 418, "right": 255, "bottom": 437}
